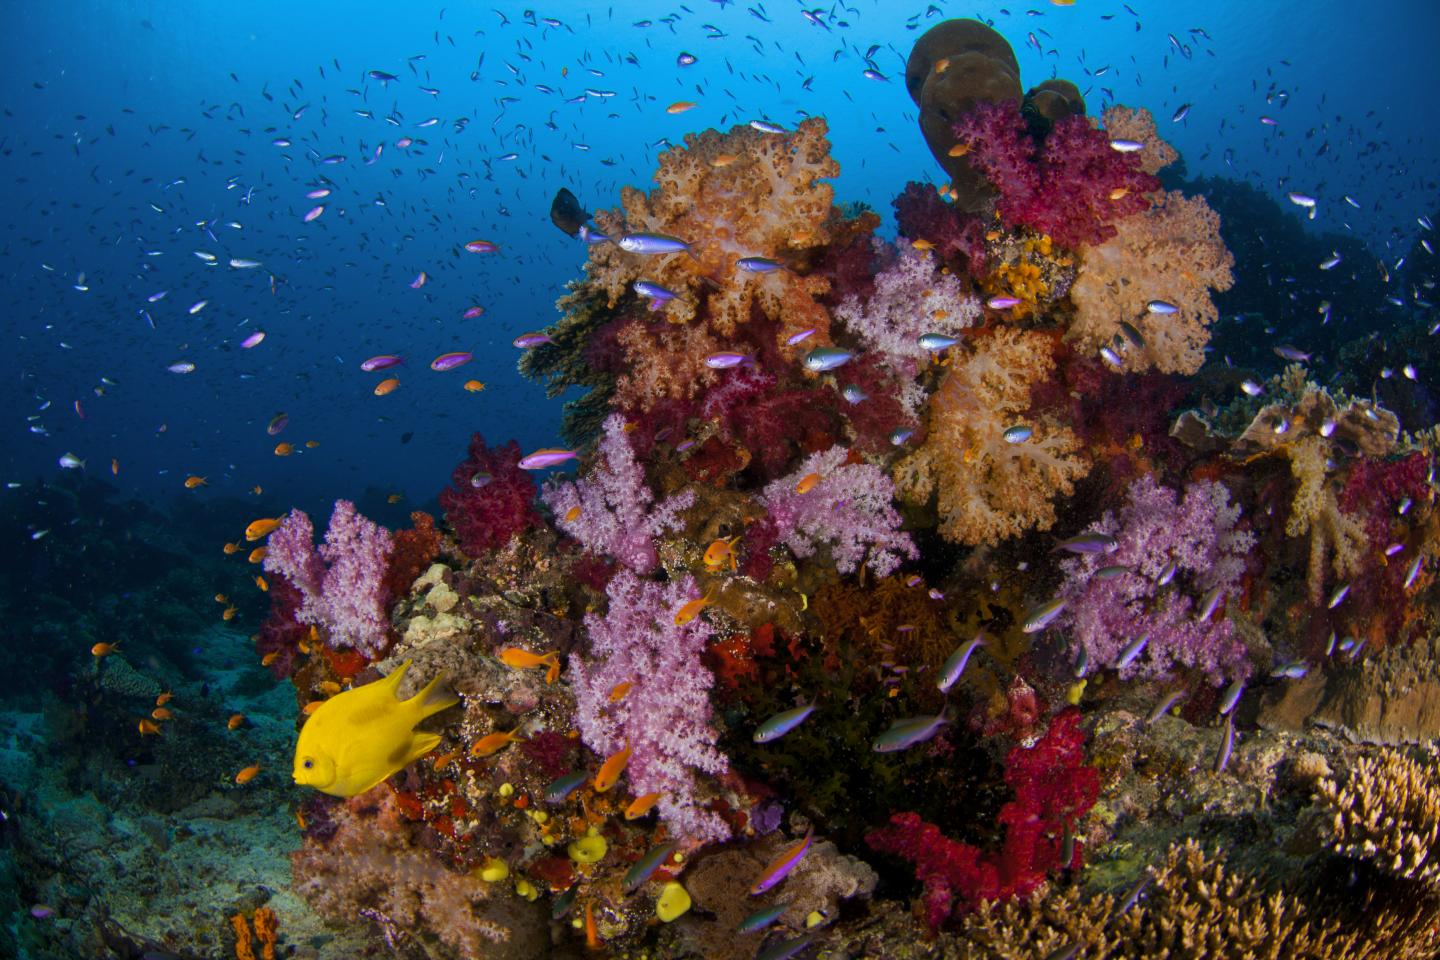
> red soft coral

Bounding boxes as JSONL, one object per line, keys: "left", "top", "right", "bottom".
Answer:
{"left": 255, "top": 574, "right": 309, "bottom": 679}
{"left": 438, "top": 435, "right": 541, "bottom": 557}
{"left": 893, "top": 181, "right": 990, "bottom": 277}
{"left": 867, "top": 709, "right": 1098, "bottom": 928}
{"left": 383, "top": 511, "right": 442, "bottom": 603}
{"left": 954, "top": 101, "right": 1158, "bottom": 249}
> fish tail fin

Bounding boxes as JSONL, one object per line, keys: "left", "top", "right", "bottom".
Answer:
{"left": 407, "top": 670, "right": 459, "bottom": 719}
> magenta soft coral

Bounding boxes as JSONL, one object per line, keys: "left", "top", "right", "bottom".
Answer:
{"left": 892, "top": 181, "right": 990, "bottom": 277}
{"left": 866, "top": 709, "right": 1098, "bottom": 928}
{"left": 438, "top": 434, "right": 541, "bottom": 556}
{"left": 954, "top": 101, "right": 1158, "bottom": 249}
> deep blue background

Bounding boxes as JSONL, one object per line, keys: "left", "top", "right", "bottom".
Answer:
{"left": 3, "top": 0, "right": 1437, "bottom": 516}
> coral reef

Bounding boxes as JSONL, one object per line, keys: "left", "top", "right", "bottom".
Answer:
{"left": 1316, "top": 746, "right": 1440, "bottom": 889}
{"left": 438, "top": 434, "right": 541, "bottom": 557}
{"left": 894, "top": 328, "right": 1089, "bottom": 544}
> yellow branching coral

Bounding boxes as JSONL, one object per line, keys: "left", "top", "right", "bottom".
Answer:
{"left": 894, "top": 329, "right": 1089, "bottom": 544}
{"left": 1100, "top": 105, "right": 1179, "bottom": 176}
{"left": 1317, "top": 747, "right": 1440, "bottom": 890}
{"left": 1286, "top": 435, "right": 1369, "bottom": 601}
{"left": 585, "top": 118, "right": 841, "bottom": 349}
{"left": 1068, "top": 190, "right": 1234, "bottom": 375}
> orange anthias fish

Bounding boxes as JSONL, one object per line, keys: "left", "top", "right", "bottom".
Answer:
{"left": 674, "top": 586, "right": 718, "bottom": 627}
{"left": 137, "top": 719, "right": 162, "bottom": 736}
{"left": 254, "top": 575, "right": 268, "bottom": 592}
{"left": 224, "top": 541, "right": 242, "bottom": 555}
{"left": 463, "top": 380, "right": 486, "bottom": 393}
{"left": 470, "top": 726, "right": 526, "bottom": 758}
{"left": 374, "top": 377, "right": 401, "bottom": 396}
{"left": 703, "top": 535, "right": 741, "bottom": 572}
{"left": 227, "top": 713, "right": 246, "bottom": 730}
{"left": 624, "top": 792, "right": 662, "bottom": 820}
{"left": 245, "top": 517, "right": 283, "bottom": 541}
{"left": 710, "top": 153, "right": 739, "bottom": 168}
{"left": 607, "top": 681, "right": 633, "bottom": 703}
{"left": 273, "top": 442, "right": 294, "bottom": 456}
{"left": 666, "top": 100, "right": 697, "bottom": 114}
{"left": 498, "top": 647, "right": 562, "bottom": 684}
{"left": 156, "top": 692, "right": 173, "bottom": 706}
{"left": 386, "top": 493, "right": 403, "bottom": 504}
{"left": 235, "top": 764, "right": 261, "bottom": 785}
{"left": 794, "top": 472, "right": 822, "bottom": 495}
{"left": 151, "top": 707, "right": 173, "bottom": 721}
{"left": 248, "top": 546, "right": 267, "bottom": 564}
{"left": 593, "top": 742, "right": 632, "bottom": 793}
{"left": 261, "top": 651, "right": 280, "bottom": 667}
{"left": 222, "top": 605, "right": 238, "bottom": 621}
{"left": 563, "top": 505, "right": 582, "bottom": 523}
{"left": 91, "top": 642, "right": 119, "bottom": 657}
{"left": 110, "top": 458, "right": 119, "bottom": 475}
{"left": 184, "top": 475, "right": 207, "bottom": 489}
{"left": 947, "top": 142, "right": 971, "bottom": 157}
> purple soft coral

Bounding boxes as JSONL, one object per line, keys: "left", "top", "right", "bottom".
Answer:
{"left": 570, "top": 570, "right": 730, "bottom": 844}
{"left": 542, "top": 413, "right": 694, "bottom": 573}
{"left": 1058, "top": 475, "right": 1254, "bottom": 685}
{"left": 760, "top": 445, "right": 918, "bottom": 577}
{"left": 262, "top": 500, "right": 394, "bottom": 658}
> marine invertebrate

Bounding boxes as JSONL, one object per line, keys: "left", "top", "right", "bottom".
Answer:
{"left": 1316, "top": 747, "right": 1440, "bottom": 889}
{"left": 262, "top": 500, "right": 394, "bottom": 657}
{"left": 570, "top": 570, "right": 730, "bottom": 845}
{"left": 437, "top": 434, "right": 541, "bottom": 557}
{"left": 1067, "top": 189, "right": 1235, "bottom": 375}
{"left": 584, "top": 117, "right": 843, "bottom": 349}
{"left": 904, "top": 18, "right": 1022, "bottom": 210}
{"left": 542, "top": 414, "right": 694, "bottom": 573}
{"left": 381, "top": 511, "right": 442, "bottom": 601}
{"left": 952, "top": 100, "right": 1158, "bottom": 249}
{"left": 1058, "top": 475, "right": 1256, "bottom": 685}
{"left": 894, "top": 329, "right": 1088, "bottom": 545}
{"left": 229, "top": 907, "right": 277, "bottom": 960}
{"left": 866, "top": 709, "right": 1098, "bottom": 927}
{"left": 759, "top": 445, "right": 917, "bottom": 577}
{"left": 892, "top": 181, "right": 991, "bottom": 276}
{"left": 1100, "top": 105, "right": 1178, "bottom": 175}
{"left": 832, "top": 243, "right": 980, "bottom": 416}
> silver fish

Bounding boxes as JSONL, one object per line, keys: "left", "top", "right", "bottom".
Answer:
{"left": 1054, "top": 532, "right": 1119, "bottom": 555}
{"left": 803, "top": 346, "right": 854, "bottom": 372}
{"left": 1146, "top": 299, "right": 1179, "bottom": 315}
{"left": 617, "top": 232, "right": 691, "bottom": 255}
{"left": 1116, "top": 634, "right": 1149, "bottom": 670}
{"left": 1327, "top": 583, "right": 1349, "bottom": 609}
{"left": 754, "top": 704, "right": 816, "bottom": 743}
{"left": 1022, "top": 598, "right": 1066, "bottom": 634}
{"left": 1215, "top": 712, "right": 1235, "bottom": 773}
{"left": 873, "top": 708, "right": 950, "bottom": 753}
{"left": 1217, "top": 679, "right": 1245, "bottom": 715}
{"left": 1404, "top": 555, "right": 1423, "bottom": 590}
{"left": 1147, "top": 689, "right": 1186, "bottom": 723}
{"left": 1003, "top": 425, "right": 1033, "bottom": 444}
{"left": 937, "top": 634, "right": 986, "bottom": 693}
{"left": 1197, "top": 585, "right": 1225, "bottom": 621}
{"left": 918, "top": 332, "right": 960, "bottom": 352}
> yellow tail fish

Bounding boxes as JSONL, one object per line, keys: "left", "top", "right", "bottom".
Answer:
{"left": 292, "top": 660, "right": 458, "bottom": 797}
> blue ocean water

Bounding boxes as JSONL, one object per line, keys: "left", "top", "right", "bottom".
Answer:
{"left": 3, "top": 0, "right": 1436, "bottom": 508}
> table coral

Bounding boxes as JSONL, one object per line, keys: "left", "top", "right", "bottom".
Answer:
{"left": 542, "top": 413, "right": 694, "bottom": 574}
{"left": 584, "top": 117, "right": 843, "bottom": 350}
{"left": 569, "top": 570, "right": 730, "bottom": 845}
{"left": 759, "top": 445, "right": 917, "bottom": 577}
{"left": 1068, "top": 189, "right": 1235, "bottom": 375}
{"left": 1058, "top": 475, "right": 1256, "bottom": 685}
{"left": 894, "top": 329, "right": 1088, "bottom": 545}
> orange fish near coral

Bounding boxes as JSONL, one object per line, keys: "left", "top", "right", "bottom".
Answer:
{"left": 91, "top": 642, "right": 119, "bottom": 657}
{"left": 245, "top": 517, "right": 283, "bottom": 541}
{"left": 222, "top": 605, "right": 238, "bottom": 621}
{"left": 254, "top": 575, "right": 268, "bottom": 592}
{"left": 463, "top": 380, "right": 486, "bottom": 393}
{"left": 593, "top": 742, "right": 632, "bottom": 793}
{"left": 156, "top": 692, "right": 173, "bottom": 706}
{"left": 224, "top": 541, "right": 241, "bottom": 555}
{"left": 273, "top": 442, "right": 294, "bottom": 456}
{"left": 227, "top": 713, "right": 246, "bottom": 730}
{"left": 138, "top": 719, "right": 162, "bottom": 736}
{"left": 563, "top": 505, "right": 582, "bottom": 523}
{"left": 674, "top": 586, "right": 718, "bottom": 627}
{"left": 607, "top": 681, "right": 633, "bottom": 703}
{"left": 624, "top": 792, "right": 662, "bottom": 820}
{"left": 1109, "top": 187, "right": 1130, "bottom": 201}
{"left": 151, "top": 707, "right": 173, "bottom": 721}
{"left": 248, "top": 546, "right": 267, "bottom": 564}
{"left": 471, "top": 726, "right": 526, "bottom": 757}
{"left": 235, "top": 764, "right": 261, "bottom": 785}
{"left": 374, "top": 377, "right": 401, "bottom": 396}
{"left": 703, "top": 535, "right": 742, "bottom": 571}
{"left": 184, "top": 475, "right": 207, "bottom": 489}
{"left": 947, "top": 142, "right": 970, "bottom": 157}
{"left": 666, "top": 100, "right": 697, "bottom": 114}
{"left": 498, "top": 647, "right": 562, "bottom": 684}
{"left": 261, "top": 651, "right": 280, "bottom": 667}
{"left": 794, "top": 472, "right": 822, "bottom": 495}
{"left": 711, "top": 153, "right": 738, "bottom": 168}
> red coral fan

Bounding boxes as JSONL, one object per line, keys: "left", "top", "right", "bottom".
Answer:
{"left": 383, "top": 511, "right": 442, "bottom": 602}
{"left": 867, "top": 709, "right": 1099, "bottom": 928}
{"left": 255, "top": 574, "right": 309, "bottom": 679}
{"left": 438, "top": 435, "right": 541, "bottom": 557}
{"left": 954, "top": 101, "right": 1158, "bottom": 249}
{"left": 893, "top": 181, "right": 990, "bottom": 277}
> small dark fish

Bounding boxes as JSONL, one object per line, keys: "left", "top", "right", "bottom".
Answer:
{"left": 737, "top": 902, "right": 788, "bottom": 934}
{"left": 1215, "top": 712, "right": 1235, "bottom": 773}
{"left": 755, "top": 932, "right": 816, "bottom": 960}
{"left": 544, "top": 770, "right": 587, "bottom": 803}
{"left": 550, "top": 187, "right": 590, "bottom": 237}
{"left": 623, "top": 841, "right": 678, "bottom": 892}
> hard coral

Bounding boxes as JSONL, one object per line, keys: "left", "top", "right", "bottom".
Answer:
{"left": 261, "top": 501, "right": 394, "bottom": 658}
{"left": 894, "top": 329, "right": 1089, "bottom": 545}
{"left": 1068, "top": 189, "right": 1235, "bottom": 375}
{"left": 866, "top": 709, "right": 1098, "bottom": 928}
{"left": 542, "top": 413, "right": 694, "bottom": 573}
{"left": 953, "top": 101, "right": 1158, "bottom": 249}
{"left": 759, "top": 445, "right": 917, "bottom": 577}
{"left": 1058, "top": 475, "right": 1256, "bottom": 685}
{"left": 438, "top": 434, "right": 541, "bottom": 557}
{"left": 586, "top": 117, "right": 843, "bottom": 350}
{"left": 1316, "top": 746, "right": 1440, "bottom": 890}
{"left": 570, "top": 570, "right": 731, "bottom": 845}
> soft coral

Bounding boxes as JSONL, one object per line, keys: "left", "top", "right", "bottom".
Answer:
{"left": 438, "top": 435, "right": 541, "bottom": 557}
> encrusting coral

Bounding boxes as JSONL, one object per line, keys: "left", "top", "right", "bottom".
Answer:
{"left": 894, "top": 328, "right": 1089, "bottom": 544}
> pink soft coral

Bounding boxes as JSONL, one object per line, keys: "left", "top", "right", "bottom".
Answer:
{"left": 262, "top": 500, "right": 394, "bottom": 658}
{"left": 542, "top": 414, "right": 694, "bottom": 573}
{"left": 759, "top": 445, "right": 917, "bottom": 577}
{"left": 438, "top": 434, "right": 541, "bottom": 556}
{"left": 867, "top": 709, "right": 1099, "bottom": 927}
{"left": 1058, "top": 475, "right": 1255, "bottom": 685}
{"left": 570, "top": 570, "right": 730, "bottom": 845}
{"left": 953, "top": 101, "right": 1158, "bottom": 249}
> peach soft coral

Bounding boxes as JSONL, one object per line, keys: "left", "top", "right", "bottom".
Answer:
{"left": 894, "top": 329, "right": 1089, "bottom": 545}
{"left": 1067, "top": 189, "right": 1234, "bottom": 375}
{"left": 585, "top": 117, "right": 841, "bottom": 350}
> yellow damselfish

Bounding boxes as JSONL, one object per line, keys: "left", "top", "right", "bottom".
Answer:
{"left": 292, "top": 660, "right": 458, "bottom": 797}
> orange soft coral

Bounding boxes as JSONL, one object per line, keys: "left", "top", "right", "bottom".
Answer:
{"left": 1099, "top": 106, "right": 1178, "bottom": 176}
{"left": 585, "top": 117, "right": 840, "bottom": 350}
{"left": 894, "top": 329, "right": 1089, "bottom": 544}
{"left": 1067, "top": 190, "right": 1234, "bottom": 375}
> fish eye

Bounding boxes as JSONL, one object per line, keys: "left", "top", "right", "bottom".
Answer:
{"left": 303, "top": 759, "right": 313, "bottom": 769}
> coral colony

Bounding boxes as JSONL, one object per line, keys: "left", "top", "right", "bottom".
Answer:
{"left": 134, "top": 17, "right": 1439, "bottom": 960}
{"left": 233, "top": 16, "right": 1440, "bottom": 960}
